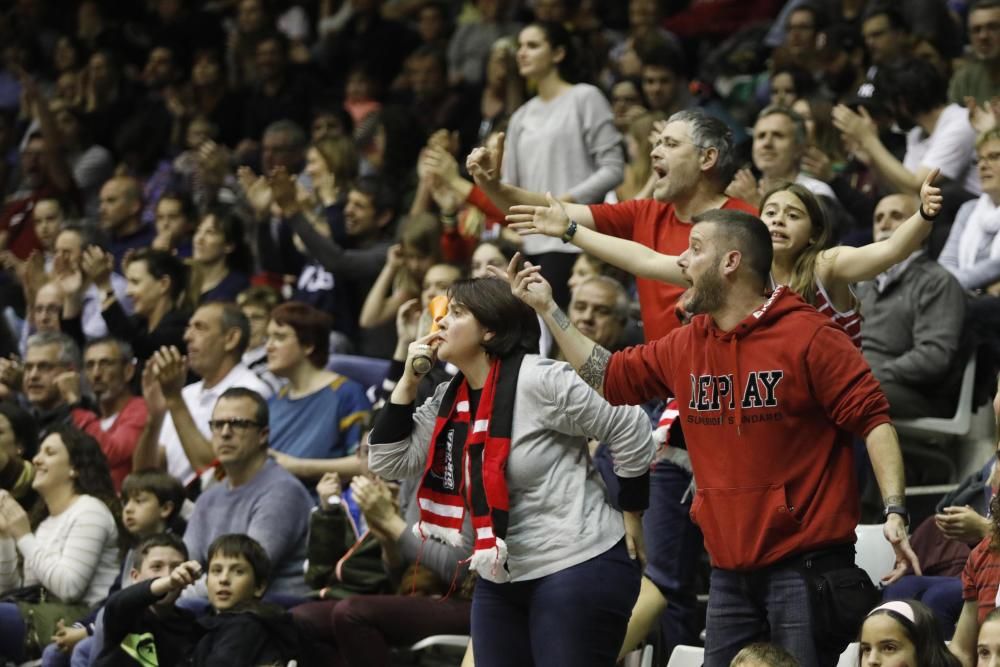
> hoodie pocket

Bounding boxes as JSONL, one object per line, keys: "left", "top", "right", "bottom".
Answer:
{"left": 690, "top": 484, "right": 802, "bottom": 570}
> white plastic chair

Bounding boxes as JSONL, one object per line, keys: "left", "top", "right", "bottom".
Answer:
{"left": 666, "top": 645, "right": 705, "bottom": 667}
{"left": 854, "top": 524, "right": 896, "bottom": 586}
{"left": 409, "top": 635, "right": 471, "bottom": 652}
{"left": 894, "top": 353, "right": 977, "bottom": 439}
{"left": 893, "top": 352, "right": 977, "bottom": 482}
{"left": 640, "top": 644, "right": 655, "bottom": 667}
{"left": 837, "top": 642, "right": 859, "bottom": 667}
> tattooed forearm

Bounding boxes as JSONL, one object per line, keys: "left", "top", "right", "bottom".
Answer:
{"left": 550, "top": 306, "right": 571, "bottom": 331}
{"left": 883, "top": 495, "right": 905, "bottom": 507}
{"left": 579, "top": 345, "right": 611, "bottom": 391}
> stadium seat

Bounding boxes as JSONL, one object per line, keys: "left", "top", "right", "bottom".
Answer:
{"left": 854, "top": 524, "right": 896, "bottom": 586}
{"left": 327, "top": 354, "right": 392, "bottom": 391}
{"left": 893, "top": 351, "right": 978, "bottom": 483}
{"left": 666, "top": 645, "right": 704, "bottom": 667}
{"left": 837, "top": 642, "right": 859, "bottom": 667}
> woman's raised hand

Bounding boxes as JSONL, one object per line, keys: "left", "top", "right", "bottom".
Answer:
{"left": 489, "top": 253, "right": 553, "bottom": 314}
{"left": 919, "top": 167, "right": 943, "bottom": 219}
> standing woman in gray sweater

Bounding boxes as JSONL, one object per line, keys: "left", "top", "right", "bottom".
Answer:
{"left": 368, "top": 276, "right": 654, "bottom": 667}
{"left": 501, "top": 22, "right": 624, "bottom": 307}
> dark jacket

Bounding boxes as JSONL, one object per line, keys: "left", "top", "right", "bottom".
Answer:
{"left": 304, "top": 506, "right": 389, "bottom": 597}
{"left": 192, "top": 602, "right": 304, "bottom": 667}
{"left": 95, "top": 579, "right": 200, "bottom": 667}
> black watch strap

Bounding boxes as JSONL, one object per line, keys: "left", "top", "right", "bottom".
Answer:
{"left": 561, "top": 219, "right": 578, "bottom": 243}
{"left": 884, "top": 504, "right": 910, "bottom": 525}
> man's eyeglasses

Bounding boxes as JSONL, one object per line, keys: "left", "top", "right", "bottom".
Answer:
{"left": 975, "top": 151, "right": 1000, "bottom": 165}
{"left": 208, "top": 419, "right": 263, "bottom": 434}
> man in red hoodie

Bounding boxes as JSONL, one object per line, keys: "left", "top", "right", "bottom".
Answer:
{"left": 502, "top": 208, "right": 920, "bottom": 666}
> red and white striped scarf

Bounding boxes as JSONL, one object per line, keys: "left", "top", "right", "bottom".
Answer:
{"left": 415, "top": 353, "right": 523, "bottom": 583}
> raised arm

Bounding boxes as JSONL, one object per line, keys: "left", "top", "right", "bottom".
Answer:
{"left": 465, "top": 133, "right": 595, "bottom": 228}
{"left": 153, "top": 347, "right": 215, "bottom": 472}
{"left": 833, "top": 105, "right": 929, "bottom": 195}
{"left": 822, "top": 169, "right": 942, "bottom": 284}
{"left": 490, "top": 255, "right": 610, "bottom": 396}
{"left": 506, "top": 193, "right": 685, "bottom": 285}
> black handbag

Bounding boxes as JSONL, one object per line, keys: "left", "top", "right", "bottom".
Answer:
{"left": 796, "top": 548, "right": 880, "bottom": 650}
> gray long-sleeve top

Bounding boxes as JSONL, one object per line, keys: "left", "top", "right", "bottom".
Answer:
{"left": 857, "top": 253, "right": 966, "bottom": 387}
{"left": 938, "top": 197, "right": 1000, "bottom": 290}
{"left": 368, "top": 355, "right": 654, "bottom": 582}
{"left": 502, "top": 84, "right": 624, "bottom": 256}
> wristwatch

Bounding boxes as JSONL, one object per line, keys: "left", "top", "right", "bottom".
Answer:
{"left": 561, "top": 219, "right": 578, "bottom": 243}
{"left": 883, "top": 504, "right": 910, "bottom": 525}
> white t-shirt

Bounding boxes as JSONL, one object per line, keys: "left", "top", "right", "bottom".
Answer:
{"left": 160, "top": 363, "right": 273, "bottom": 484}
{"left": 795, "top": 172, "right": 839, "bottom": 202}
{"left": 904, "top": 103, "right": 981, "bottom": 196}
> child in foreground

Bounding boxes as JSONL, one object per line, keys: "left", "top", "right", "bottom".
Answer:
{"left": 98, "top": 533, "right": 304, "bottom": 666}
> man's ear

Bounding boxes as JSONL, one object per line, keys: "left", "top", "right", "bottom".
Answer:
{"left": 130, "top": 568, "right": 141, "bottom": 583}
{"left": 700, "top": 146, "right": 719, "bottom": 174}
{"left": 482, "top": 330, "right": 496, "bottom": 343}
{"left": 721, "top": 250, "right": 743, "bottom": 276}
{"left": 222, "top": 326, "right": 243, "bottom": 354}
{"left": 253, "top": 579, "right": 267, "bottom": 598}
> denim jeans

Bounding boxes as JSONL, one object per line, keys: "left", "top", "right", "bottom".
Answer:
{"left": 0, "top": 602, "right": 26, "bottom": 662}
{"left": 705, "top": 564, "right": 838, "bottom": 667}
{"left": 882, "top": 575, "right": 962, "bottom": 638}
{"left": 471, "top": 539, "right": 641, "bottom": 667}
{"left": 595, "top": 446, "right": 703, "bottom": 649}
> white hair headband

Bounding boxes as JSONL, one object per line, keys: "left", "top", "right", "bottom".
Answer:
{"left": 868, "top": 601, "right": 916, "bottom": 624}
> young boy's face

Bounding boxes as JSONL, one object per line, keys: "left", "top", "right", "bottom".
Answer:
{"left": 207, "top": 553, "right": 265, "bottom": 611}
{"left": 132, "top": 546, "right": 186, "bottom": 584}
{"left": 123, "top": 491, "right": 173, "bottom": 537}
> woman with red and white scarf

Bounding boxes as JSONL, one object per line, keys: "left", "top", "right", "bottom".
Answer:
{"left": 367, "top": 276, "right": 655, "bottom": 667}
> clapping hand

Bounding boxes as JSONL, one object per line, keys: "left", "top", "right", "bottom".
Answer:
{"left": 80, "top": 246, "right": 114, "bottom": 293}
{"left": 966, "top": 95, "right": 1000, "bottom": 134}
{"left": 833, "top": 104, "right": 879, "bottom": 148}
{"left": 55, "top": 370, "right": 82, "bottom": 405}
{"left": 725, "top": 168, "right": 761, "bottom": 208}
{"left": 151, "top": 346, "right": 187, "bottom": 401}
{"left": 0, "top": 490, "right": 31, "bottom": 539}
{"left": 267, "top": 167, "right": 300, "bottom": 217}
{"left": 237, "top": 166, "right": 273, "bottom": 218}
{"left": 466, "top": 132, "right": 505, "bottom": 190}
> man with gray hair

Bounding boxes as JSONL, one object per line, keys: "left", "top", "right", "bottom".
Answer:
{"left": 469, "top": 108, "right": 755, "bottom": 342}
{"left": 563, "top": 275, "right": 630, "bottom": 354}
{"left": 473, "top": 110, "right": 753, "bottom": 655}
{"left": 59, "top": 336, "right": 147, "bottom": 490}
{"left": 728, "top": 106, "right": 839, "bottom": 209}
{"left": 11, "top": 331, "right": 81, "bottom": 431}
{"left": 133, "top": 301, "right": 272, "bottom": 487}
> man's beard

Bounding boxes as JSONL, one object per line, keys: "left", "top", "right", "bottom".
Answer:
{"left": 682, "top": 267, "right": 726, "bottom": 315}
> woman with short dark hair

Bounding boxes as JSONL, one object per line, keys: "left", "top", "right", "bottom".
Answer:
{"left": 265, "top": 302, "right": 371, "bottom": 481}
{"left": 368, "top": 276, "right": 654, "bottom": 666}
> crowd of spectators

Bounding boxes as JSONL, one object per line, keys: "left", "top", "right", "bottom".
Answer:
{"left": 0, "top": 0, "right": 998, "bottom": 665}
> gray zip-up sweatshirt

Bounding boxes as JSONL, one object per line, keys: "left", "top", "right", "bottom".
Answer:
{"left": 368, "top": 355, "right": 655, "bottom": 582}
